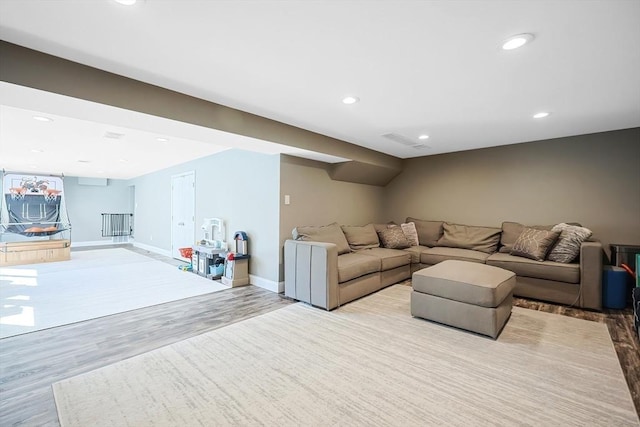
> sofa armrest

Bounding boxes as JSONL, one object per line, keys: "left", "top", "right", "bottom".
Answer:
{"left": 579, "top": 241, "right": 604, "bottom": 310}
{"left": 284, "top": 240, "right": 339, "bottom": 310}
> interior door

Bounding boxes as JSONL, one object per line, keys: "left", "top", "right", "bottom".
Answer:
{"left": 171, "top": 171, "right": 195, "bottom": 261}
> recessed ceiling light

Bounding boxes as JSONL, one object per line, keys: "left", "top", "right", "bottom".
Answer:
{"left": 342, "top": 96, "right": 359, "bottom": 105}
{"left": 118, "top": 159, "right": 128, "bottom": 163}
{"left": 114, "top": 0, "right": 136, "bottom": 5}
{"left": 533, "top": 112, "right": 550, "bottom": 119}
{"left": 77, "top": 160, "right": 91, "bottom": 163}
{"left": 502, "top": 33, "right": 534, "bottom": 50}
{"left": 33, "top": 115, "right": 53, "bottom": 122}
{"left": 418, "top": 134, "right": 430, "bottom": 140}
{"left": 156, "top": 137, "right": 169, "bottom": 142}
{"left": 30, "top": 149, "right": 44, "bottom": 153}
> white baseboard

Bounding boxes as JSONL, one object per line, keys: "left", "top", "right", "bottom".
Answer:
{"left": 133, "top": 241, "right": 172, "bottom": 258}
{"left": 72, "top": 240, "right": 129, "bottom": 248}
{"left": 249, "top": 275, "right": 284, "bottom": 293}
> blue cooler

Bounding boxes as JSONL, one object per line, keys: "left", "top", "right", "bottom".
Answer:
{"left": 602, "top": 266, "right": 629, "bottom": 309}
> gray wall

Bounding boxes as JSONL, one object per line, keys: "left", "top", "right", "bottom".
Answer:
{"left": 130, "top": 149, "right": 281, "bottom": 283}
{"left": 64, "top": 177, "right": 132, "bottom": 243}
{"left": 279, "top": 155, "right": 387, "bottom": 280}
{"left": 383, "top": 128, "right": 640, "bottom": 257}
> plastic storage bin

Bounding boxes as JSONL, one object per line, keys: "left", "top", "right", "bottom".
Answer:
{"left": 602, "top": 265, "right": 629, "bottom": 309}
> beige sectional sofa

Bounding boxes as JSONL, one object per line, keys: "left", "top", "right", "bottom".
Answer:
{"left": 284, "top": 218, "right": 603, "bottom": 311}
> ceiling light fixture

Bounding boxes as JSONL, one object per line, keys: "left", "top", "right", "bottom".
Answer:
{"left": 533, "top": 112, "right": 550, "bottom": 119}
{"left": 156, "top": 137, "right": 169, "bottom": 142}
{"left": 342, "top": 96, "right": 359, "bottom": 105}
{"left": 118, "top": 159, "right": 128, "bottom": 163}
{"left": 77, "top": 160, "right": 91, "bottom": 163}
{"left": 33, "top": 115, "right": 53, "bottom": 122}
{"left": 114, "top": 0, "right": 137, "bottom": 5}
{"left": 418, "top": 134, "right": 430, "bottom": 140}
{"left": 502, "top": 33, "right": 534, "bottom": 50}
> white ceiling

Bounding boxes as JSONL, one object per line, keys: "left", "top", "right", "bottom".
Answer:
{"left": 1, "top": 0, "right": 639, "bottom": 178}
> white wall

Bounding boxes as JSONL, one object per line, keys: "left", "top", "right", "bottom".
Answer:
{"left": 130, "top": 149, "right": 281, "bottom": 284}
{"left": 56, "top": 176, "right": 131, "bottom": 244}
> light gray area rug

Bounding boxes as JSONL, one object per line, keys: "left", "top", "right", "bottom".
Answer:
{"left": 0, "top": 248, "right": 227, "bottom": 338}
{"left": 53, "top": 285, "right": 639, "bottom": 426}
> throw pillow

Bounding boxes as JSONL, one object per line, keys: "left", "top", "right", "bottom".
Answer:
{"left": 400, "top": 222, "right": 419, "bottom": 246}
{"left": 510, "top": 228, "right": 560, "bottom": 262}
{"left": 372, "top": 222, "right": 397, "bottom": 233}
{"left": 547, "top": 223, "right": 593, "bottom": 263}
{"left": 499, "top": 222, "right": 554, "bottom": 253}
{"left": 378, "top": 227, "right": 410, "bottom": 249}
{"left": 292, "top": 222, "right": 351, "bottom": 255}
{"left": 341, "top": 224, "right": 380, "bottom": 251}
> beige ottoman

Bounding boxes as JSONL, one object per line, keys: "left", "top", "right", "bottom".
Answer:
{"left": 411, "top": 260, "right": 516, "bottom": 339}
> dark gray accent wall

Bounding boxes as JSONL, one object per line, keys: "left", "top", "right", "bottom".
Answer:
{"left": 383, "top": 128, "right": 640, "bottom": 257}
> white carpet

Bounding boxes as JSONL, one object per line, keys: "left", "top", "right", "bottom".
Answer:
{"left": 0, "top": 248, "right": 227, "bottom": 338}
{"left": 53, "top": 285, "right": 639, "bottom": 427}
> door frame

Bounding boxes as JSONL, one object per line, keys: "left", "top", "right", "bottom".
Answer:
{"left": 170, "top": 171, "right": 196, "bottom": 261}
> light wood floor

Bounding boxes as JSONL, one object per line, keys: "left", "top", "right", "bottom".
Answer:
{"left": 1, "top": 248, "right": 638, "bottom": 425}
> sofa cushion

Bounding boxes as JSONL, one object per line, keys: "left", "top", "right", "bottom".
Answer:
{"left": 406, "top": 218, "right": 443, "bottom": 247}
{"left": 401, "top": 222, "right": 420, "bottom": 246}
{"left": 412, "top": 260, "right": 515, "bottom": 308}
{"left": 420, "top": 247, "right": 491, "bottom": 265}
{"left": 378, "top": 227, "right": 410, "bottom": 249}
{"left": 293, "top": 222, "right": 351, "bottom": 255}
{"left": 337, "top": 252, "right": 380, "bottom": 283}
{"left": 510, "top": 228, "right": 560, "bottom": 262}
{"left": 436, "top": 223, "right": 501, "bottom": 254}
{"left": 547, "top": 223, "right": 593, "bottom": 263}
{"left": 358, "top": 247, "right": 411, "bottom": 271}
{"left": 499, "top": 222, "right": 558, "bottom": 253}
{"left": 403, "top": 245, "right": 430, "bottom": 264}
{"left": 341, "top": 224, "right": 380, "bottom": 251}
{"left": 486, "top": 253, "right": 580, "bottom": 284}
{"left": 372, "top": 222, "right": 397, "bottom": 233}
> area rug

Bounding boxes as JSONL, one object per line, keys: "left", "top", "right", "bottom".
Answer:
{"left": 53, "top": 285, "right": 639, "bottom": 426}
{"left": 0, "top": 248, "right": 227, "bottom": 338}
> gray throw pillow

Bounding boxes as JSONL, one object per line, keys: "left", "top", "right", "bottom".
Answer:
{"left": 378, "top": 227, "right": 410, "bottom": 249}
{"left": 510, "top": 228, "right": 560, "bottom": 262}
{"left": 547, "top": 223, "right": 592, "bottom": 263}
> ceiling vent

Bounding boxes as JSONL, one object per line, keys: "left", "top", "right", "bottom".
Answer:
{"left": 382, "top": 133, "right": 431, "bottom": 150}
{"left": 104, "top": 131, "right": 125, "bottom": 140}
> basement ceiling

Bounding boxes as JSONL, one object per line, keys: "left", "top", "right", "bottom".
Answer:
{"left": 0, "top": 0, "right": 639, "bottom": 178}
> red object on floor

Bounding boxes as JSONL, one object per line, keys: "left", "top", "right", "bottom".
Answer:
{"left": 178, "top": 247, "right": 193, "bottom": 258}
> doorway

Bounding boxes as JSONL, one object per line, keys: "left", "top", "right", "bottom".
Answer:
{"left": 171, "top": 171, "right": 195, "bottom": 261}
